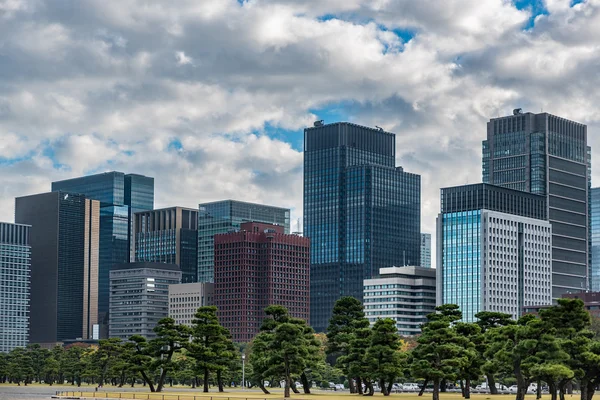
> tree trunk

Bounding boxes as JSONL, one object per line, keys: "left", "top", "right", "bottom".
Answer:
{"left": 300, "top": 372, "right": 311, "bottom": 394}
{"left": 550, "top": 382, "right": 557, "bottom": 400}
{"left": 586, "top": 381, "right": 595, "bottom": 400}
{"left": 465, "top": 378, "right": 471, "bottom": 399}
{"left": 284, "top": 375, "right": 291, "bottom": 398}
{"left": 140, "top": 371, "right": 155, "bottom": 392}
{"left": 349, "top": 377, "right": 356, "bottom": 394}
{"left": 487, "top": 374, "right": 499, "bottom": 395}
{"left": 291, "top": 378, "right": 300, "bottom": 394}
{"left": 460, "top": 380, "right": 465, "bottom": 398}
{"left": 357, "top": 377, "right": 364, "bottom": 395}
{"left": 203, "top": 368, "right": 209, "bottom": 393}
{"left": 433, "top": 378, "right": 440, "bottom": 400}
{"left": 364, "top": 380, "right": 374, "bottom": 396}
{"left": 380, "top": 379, "right": 389, "bottom": 396}
{"left": 419, "top": 379, "right": 429, "bottom": 397}
{"left": 536, "top": 380, "right": 542, "bottom": 400}
{"left": 558, "top": 380, "right": 567, "bottom": 400}
{"left": 217, "top": 370, "right": 224, "bottom": 392}
{"left": 258, "top": 380, "right": 270, "bottom": 394}
{"left": 441, "top": 379, "right": 447, "bottom": 392}
{"left": 387, "top": 381, "right": 393, "bottom": 395}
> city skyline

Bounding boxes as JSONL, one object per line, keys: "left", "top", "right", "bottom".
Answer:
{"left": 2, "top": 1, "right": 600, "bottom": 262}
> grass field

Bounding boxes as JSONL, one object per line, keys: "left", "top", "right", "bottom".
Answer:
{"left": 51, "top": 389, "right": 551, "bottom": 400}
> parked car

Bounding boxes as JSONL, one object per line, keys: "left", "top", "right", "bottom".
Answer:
{"left": 335, "top": 384, "right": 345, "bottom": 390}
{"left": 403, "top": 383, "right": 420, "bottom": 391}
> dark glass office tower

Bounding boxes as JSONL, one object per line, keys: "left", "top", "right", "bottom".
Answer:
{"left": 304, "top": 122, "right": 421, "bottom": 332}
{"left": 15, "top": 192, "right": 100, "bottom": 344}
{"left": 197, "top": 200, "right": 291, "bottom": 283}
{"left": 135, "top": 207, "right": 199, "bottom": 283}
{"left": 483, "top": 111, "right": 590, "bottom": 298}
{"left": 52, "top": 172, "right": 154, "bottom": 334}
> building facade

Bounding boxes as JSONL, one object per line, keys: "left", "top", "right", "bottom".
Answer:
{"left": 168, "top": 282, "right": 214, "bottom": 326}
{"left": 363, "top": 266, "right": 436, "bottom": 336}
{"left": 591, "top": 188, "right": 600, "bottom": 292}
{"left": 0, "top": 222, "right": 31, "bottom": 352}
{"left": 15, "top": 192, "right": 100, "bottom": 344}
{"left": 437, "top": 184, "right": 552, "bottom": 322}
{"left": 52, "top": 172, "right": 154, "bottom": 333}
{"left": 420, "top": 233, "right": 432, "bottom": 268}
{"left": 304, "top": 122, "right": 421, "bottom": 332}
{"left": 197, "top": 200, "right": 290, "bottom": 283}
{"left": 214, "top": 222, "right": 310, "bottom": 342}
{"left": 109, "top": 262, "right": 181, "bottom": 340}
{"left": 135, "top": 207, "right": 199, "bottom": 283}
{"left": 524, "top": 291, "right": 600, "bottom": 318}
{"left": 483, "top": 111, "right": 590, "bottom": 298}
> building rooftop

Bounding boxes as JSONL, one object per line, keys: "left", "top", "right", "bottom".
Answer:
{"left": 112, "top": 262, "right": 180, "bottom": 272}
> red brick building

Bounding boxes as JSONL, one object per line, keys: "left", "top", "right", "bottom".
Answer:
{"left": 214, "top": 222, "right": 310, "bottom": 342}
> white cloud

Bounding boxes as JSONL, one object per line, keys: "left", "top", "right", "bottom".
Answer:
{"left": 1, "top": 0, "right": 600, "bottom": 266}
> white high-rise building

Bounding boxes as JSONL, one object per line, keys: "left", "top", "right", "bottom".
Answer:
{"left": 420, "top": 233, "right": 432, "bottom": 268}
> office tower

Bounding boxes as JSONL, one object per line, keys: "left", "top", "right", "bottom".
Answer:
{"left": 483, "top": 111, "right": 590, "bottom": 298}
{"left": 197, "top": 200, "right": 290, "bottom": 283}
{"left": 420, "top": 233, "right": 432, "bottom": 268}
{"left": 0, "top": 222, "right": 31, "bottom": 352}
{"left": 437, "top": 183, "right": 552, "bottom": 322}
{"left": 525, "top": 291, "right": 600, "bottom": 318}
{"left": 52, "top": 172, "right": 154, "bottom": 333}
{"left": 15, "top": 192, "right": 100, "bottom": 345}
{"left": 591, "top": 188, "right": 600, "bottom": 292}
{"left": 135, "top": 207, "right": 199, "bottom": 283}
{"left": 214, "top": 222, "right": 310, "bottom": 342}
{"left": 363, "top": 266, "right": 436, "bottom": 336}
{"left": 109, "top": 262, "right": 181, "bottom": 339}
{"left": 168, "top": 282, "right": 214, "bottom": 326}
{"left": 304, "top": 122, "right": 421, "bottom": 332}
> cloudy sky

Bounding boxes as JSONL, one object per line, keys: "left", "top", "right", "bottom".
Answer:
{"left": 1, "top": 0, "right": 599, "bottom": 265}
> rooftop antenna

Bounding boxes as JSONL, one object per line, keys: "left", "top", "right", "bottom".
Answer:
{"left": 375, "top": 125, "right": 384, "bottom": 131}
{"left": 403, "top": 251, "right": 406, "bottom": 266}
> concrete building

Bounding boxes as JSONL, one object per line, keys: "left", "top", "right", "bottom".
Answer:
{"left": 363, "top": 266, "right": 436, "bottom": 336}
{"left": 198, "top": 200, "right": 290, "bottom": 283}
{"left": 591, "top": 188, "right": 600, "bottom": 292}
{"left": 52, "top": 172, "right": 154, "bottom": 336}
{"left": 0, "top": 222, "right": 31, "bottom": 352}
{"left": 304, "top": 122, "right": 421, "bottom": 332}
{"left": 168, "top": 282, "right": 214, "bottom": 326}
{"left": 15, "top": 192, "right": 100, "bottom": 345}
{"left": 483, "top": 111, "right": 590, "bottom": 298}
{"left": 214, "top": 222, "right": 310, "bottom": 342}
{"left": 437, "top": 183, "right": 552, "bottom": 322}
{"left": 135, "top": 207, "right": 199, "bottom": 283}
{"left": 524, "top": 291, "right": 600, "bottom": 318}
{"left": 420, "top": 233, "right": 432, "bottom": 268}
{"left": 109, "top": 262, "right": 181, "bottom": 340}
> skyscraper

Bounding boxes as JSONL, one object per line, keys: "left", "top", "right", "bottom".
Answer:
{"left": 591, "top": 188, "right": 600, "bottom": 292}
{"left": 135, "top": 207, "right": 199, "bottom": 283}
{"left": 0, "top": 222, "right": 31, "bottom": 352}
{"left": 15, "top": 192, "right": 100, "bottom": 344}
{"left": 109, "top": 262, "right": 181, "bottom": 340}
{"left": 437, "top": 183, "right": 552, "bottom": 322}
{"left": 51, "top": 172, "right": 154, "bottom": 333}
{"left": 483, "top": 111, "right": 590, "bottom": 298}
{"left": 214, "top": 222, "right": 310, "bottom": 342}
{"left": 304, "top": 122, "right": 421, "bottom": 332}
{"left": 420, "top": 233, "right": 432, "bottom": 268}
{"left": 197, "top": 200, "right": 290, "bottom": 283}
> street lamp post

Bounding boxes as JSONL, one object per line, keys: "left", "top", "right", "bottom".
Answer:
{"left": 242, "top": 354, "right": 246, "bottom": 390}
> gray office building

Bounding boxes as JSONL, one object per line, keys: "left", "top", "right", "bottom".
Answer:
{"left": 52, "top": 172, "right": 154, "bottom": 334}
{"left": 591, "top": 188, "right": 600, "bottom": 291}
{"left": 364, "top": 266, "right": 436, "bottom": 336}
{"left": 109, "top": 262, "right": 181, "bottom": 340}
{"left": 483, "top": 111, "right": 590, "bottom": 298}
{"left": 15, "top": 192, "right": 100, "bottom": 345}
{"left": 0, "top": 222, "right": 31, "bottom": 352}
{"left": 135, "top": 207, "right": 198, "bottom": 283}
{"left": 197, "top": 200, "right": 290, "bottom": 282}
{"left": 304, "top": 122, "right": 421, "bottom": 332}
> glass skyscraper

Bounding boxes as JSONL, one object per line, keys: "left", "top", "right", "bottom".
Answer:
{"left": 0, "top": 222, "right": 31, "bottom": 352}
{"left": 437, "top": 184, "right": 552, "bottom": 322}
{"left": 483, "top": 111, "right": 590, "bottom": 298}
{"left": 51, "top": 172, "right": 154, "bottom": 333}
{"left": 197, "top": 200, "right": 290, "bottom": 283}
{"left": 591, "top": 188, "right": 600, "bottom": 292}
{"left": 304, "top": 122, "right": 421, "bottom": 332}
